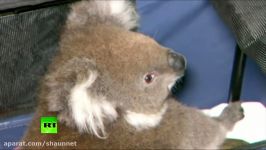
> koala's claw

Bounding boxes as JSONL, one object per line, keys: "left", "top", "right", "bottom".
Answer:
{"left": 219, "top": 102, "right": 244, "bottom": 130}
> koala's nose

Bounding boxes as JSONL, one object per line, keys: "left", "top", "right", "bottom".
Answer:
{"left": 168, "top": 51, "right": 187, "bottom": 72}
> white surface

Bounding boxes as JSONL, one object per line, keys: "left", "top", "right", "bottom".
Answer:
{"left": 202, "top": 102, "right": 266, "bottom": 143}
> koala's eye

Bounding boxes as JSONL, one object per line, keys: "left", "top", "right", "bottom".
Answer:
{"left": 144, "top": 72, "right": 156, "bottom": 84}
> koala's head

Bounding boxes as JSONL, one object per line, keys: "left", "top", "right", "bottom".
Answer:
{"left": 45, "top": 25, "right": 186, "bottom": 138}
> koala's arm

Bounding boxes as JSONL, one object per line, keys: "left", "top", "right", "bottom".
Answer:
{"left": 152, "top": 99, "right": 229, "bottom": 149}
{"left": 159, "top": 99, "right": 244, "bottom": 149}
{"left": 215, "top": 102, "right": 244, "bottom": 130}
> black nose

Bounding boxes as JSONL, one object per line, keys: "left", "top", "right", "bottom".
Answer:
{"left": 168, "top": 51, "right": 186, "bottom": 72}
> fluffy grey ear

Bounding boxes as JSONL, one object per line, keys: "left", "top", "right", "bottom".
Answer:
{"left": 45, "top": 57, "right": 97, "bottom": 112}
{"left": 108, "top": 0, "right": 139, "bottom": 31}
{"left": 45, "top": 57, "right": 118, "bottom": 139}
{"left": 67, "top": 0, "right": 139, "bottom": 31}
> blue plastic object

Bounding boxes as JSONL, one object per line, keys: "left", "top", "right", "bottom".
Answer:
{"left": 0, "top": 114, "right": 33, "bottom": 150}
{"left": 241, "top": 58, "right": 266, "bottom": 104}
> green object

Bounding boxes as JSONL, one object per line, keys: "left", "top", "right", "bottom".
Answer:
{"left": 234, "top": 140, "right": 266, "bottom": 150}
{"left": 40, "top": 116, "right": 58, "bottom": 134}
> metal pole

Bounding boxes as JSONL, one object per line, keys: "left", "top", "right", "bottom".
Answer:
{"left": 228, "top": 45, "right": 246, "bottom": 102}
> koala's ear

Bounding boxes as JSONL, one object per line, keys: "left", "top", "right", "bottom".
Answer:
{"left": 45, "top": 57, "right": 118, "bottom": 139}
{"left": 45, "top": 57, "right": 97, "bottom": 112}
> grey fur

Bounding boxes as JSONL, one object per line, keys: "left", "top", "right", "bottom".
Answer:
{"left": 66, "top": 0, "right": 139, "bottom": 30}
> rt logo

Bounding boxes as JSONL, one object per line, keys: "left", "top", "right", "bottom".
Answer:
{"left": 41, "top": 116, "right": 58, "bottom": 134}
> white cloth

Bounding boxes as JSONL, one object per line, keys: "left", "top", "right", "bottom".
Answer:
{"left": 202, "top": 102, "right": 266, "bottom": 143}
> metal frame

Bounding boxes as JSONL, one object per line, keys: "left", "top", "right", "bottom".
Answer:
{"left": 228, "top": 45, "right": 246, "bottom": 102}
{"left": 0, "top": 0, "right": 79, "bottom": 14}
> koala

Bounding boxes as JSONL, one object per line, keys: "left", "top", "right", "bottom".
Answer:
{"left": 20, "top": 0, "right": 244, "bottom": 149}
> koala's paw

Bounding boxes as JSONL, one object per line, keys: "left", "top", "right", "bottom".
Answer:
{"left": 219, "top": 102, "right": 244, "bottom": 130}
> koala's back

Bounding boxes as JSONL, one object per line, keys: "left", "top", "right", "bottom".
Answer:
{"left": 22, "top": 99, "right": 226, "bottom": 149}
{"left": 104, "top": 99, "right": 226, "bottom": 149}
